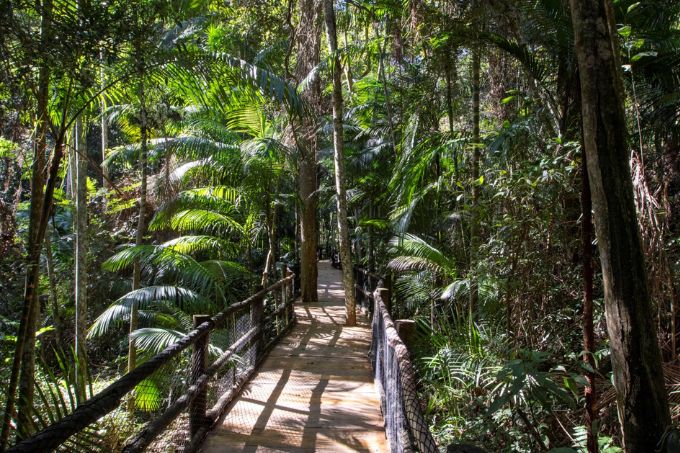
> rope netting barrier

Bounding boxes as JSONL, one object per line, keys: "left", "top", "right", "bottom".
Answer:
{"left": 8, "top": 272, "right": 295, "bottom": 453}
{"left": 368, "top": 286, "right": 439, "bottom": 453}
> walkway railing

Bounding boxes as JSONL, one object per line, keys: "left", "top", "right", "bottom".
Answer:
{"left": 355, "top": 266, "right": 438, "bottom": 453}
{"left": 9, "top": 273, "right": 295, "bottom": 453}
{"left": 353, "top": 265, "right": 388, "bottom": 315}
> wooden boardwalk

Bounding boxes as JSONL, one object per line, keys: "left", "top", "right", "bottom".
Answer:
{"left": 200, "top": 261, "right": 387, "bottom": 452}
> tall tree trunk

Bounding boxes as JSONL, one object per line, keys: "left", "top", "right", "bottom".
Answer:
{"left": 100, "top": 49, "right": 109, "bottom": 191}
{"left": 294, "top": 0, "right": 321, "bottom": 303}
{"left": 469, "top": 47, "right": 481, "bottom": 321}
{"left": 324, "top": 0, "right": 356, "bottom": 326}
{"left": 128, "top": 62, "right": 148, "bottom": 412}
{"left": 73, "top": 115, "right": 88, "bottom": 402}
{"left": 569, "top": 0, "right": 671, "bottom": 450}
{"left": 445, "top": 49, "right": 458, "bottom": 175}
{"left": 581, "top": 158, "right": 598, "bottom": 453}
{"left": 4, "top": 3, "right": 52, "bottom": 442}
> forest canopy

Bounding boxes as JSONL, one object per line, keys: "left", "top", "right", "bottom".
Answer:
{"left": 1, "top": 0, "right": 680, "bottom": 452}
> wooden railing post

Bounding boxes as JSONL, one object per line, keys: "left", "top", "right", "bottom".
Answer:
{"left": 384, "top": 273, "right": 394, "bottom": 317}
{"left": 282, "top": 277, "right": 289, "bottom": 327}
{"left": 377, "top": 287, "right": 390, "bottom": 311}
{"left": 231, "top": 312, "right": 237, "bottom": 387}
{"left": 286, "top": 269, "right": 295, "bottom": 324}
{"left": 354, "top": 266, "right": 362, "bottom": 309}
{"left": 364, "top": 272, "right": 371, "bottom": 303}
{"left": 189, "top": 314, "right": 210, "bottom": 437}
{"left": 251, "top": 287, "right": 264, "bottom": 359}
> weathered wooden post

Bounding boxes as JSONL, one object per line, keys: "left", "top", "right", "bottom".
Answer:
{"left": 354, "top": 265, "right": 363, "bottom": 310}
{"left": 384, "top": 273, "right": 394, "bottom": 317}
{"left": 231, "top": 312, "right": 237, "bottom": 386}
{"left": 189, "top": 314, "right": 210, "bottom": 437}
{"left": 287, "top": 269, "right": 296, "bottom": 324}
{"left": 395, "top": 319, "right": 417, "bottom": 351}
{"left": 363, "top": 270, "right": 371, "bottom": 304}
{"left": 251, "top": 287, "right": 264, "bottom": 360}
{"left": 274, "top": 279, "right": 282, "bottom": 337}
{"left": 377, "top": 287, "right": 390, "bottom": 311}
{"left": 280, "top": 274, "right": 289, "bottom": 328}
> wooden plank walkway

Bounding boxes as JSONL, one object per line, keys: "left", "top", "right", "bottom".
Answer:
{"left": 200, "top": 260, "right": 387, "bottom": 452}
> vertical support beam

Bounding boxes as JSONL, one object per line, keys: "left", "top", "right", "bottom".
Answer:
{"left": 354, "top": 266, "right": 362, "bottom": 311}
{"left": 377, "top": 287, "right": 390, "bottom": 312}
{"left": 251, "top": 288, "right": 264, "bottom": 360}
{"left": 274, "top": 281, "right": 282, "bottom": 337}
{"left": 384, "top": 274, "right": 394, "bottom": 317}
{"left": 286, "top": 269, "right": 295, "bottom": 324}
{"left": 282, "top": 277, "right": 289, "bottom": 328}
{"left": 231, "top": 312, "right": 237, "bottom": 387}
{"left": 189, "top": 315, "right": 210, "bottom": 438}
{"left": 366, "top": 271, "right": 373, "bottom": 315}
{"left": 363, "top": 271, "right": 369, "bottom": 303}
{"left": 395, "top": 319, "right": 416, "bottom": 351}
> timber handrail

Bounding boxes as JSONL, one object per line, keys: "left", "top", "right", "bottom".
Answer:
{"left": 357, "top": 267, "right": 438, "bottom": 453}
{"left": 371, "top": 288, "right": 438, "bottom": 453}
{"left": 9, "top": 273, "right": 295, "bottom": 453}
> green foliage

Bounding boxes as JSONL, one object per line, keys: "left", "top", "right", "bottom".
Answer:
{"left": 0, "top": 138, "right": 18, "bottom": 158}
{"left": 27, "top": 348, "right": 134, "bottom": 452}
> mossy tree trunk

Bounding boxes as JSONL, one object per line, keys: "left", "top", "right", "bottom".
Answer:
{"left": 569, "top": 0, "right": 671, "bottom": 449}
{"left": 294, "top": 0, "right": 322, "bottom": 303}
{"left": 323, "top": 0, "right": 356, "bottom": 326}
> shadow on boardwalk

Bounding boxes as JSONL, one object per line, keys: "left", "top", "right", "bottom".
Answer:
{"left": 200, "top": 261, "right": 386, "bottom": 452}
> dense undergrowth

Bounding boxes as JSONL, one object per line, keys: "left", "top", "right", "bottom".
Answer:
{"left": 3, "top": 0, "right": 680, "bottom": 451}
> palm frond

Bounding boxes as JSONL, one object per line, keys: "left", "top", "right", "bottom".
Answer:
{"left": 161, "top": 235, "right": 237, "bottom": 258}
{"left": 388, "top": 234, "right": 457, "bottom": 277}
{"left": 165, "top": 209, "right": 244, "bottom": 235}
{"left": 88, "top": 286, "right": 212, "bottom": 338}
{"left": 149, "top": 187, "right": 242, "bottom": 231}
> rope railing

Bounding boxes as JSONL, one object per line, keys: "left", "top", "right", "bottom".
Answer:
{"left": 355, "top": 266, "right": 438, "bottom": 453}
{"left": 8, "top": 271, "right": 296, "bottom": 453}
{"left": 370, "top": 288, "right": 438, "bottom": 453}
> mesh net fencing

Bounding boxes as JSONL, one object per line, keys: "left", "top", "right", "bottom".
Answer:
{"left": 147, "top": 277, "right": 295, "bottom": 453}
{"left": 129, "top": 290, "right": 275, "bottom": 453}
{"left": 8, "top": 274, "right": 295, "bottom": 453}
{"left": 369, "top": 291, "right": 439, "bottom": 453}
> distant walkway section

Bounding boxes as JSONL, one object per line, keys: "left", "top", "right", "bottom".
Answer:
{"left": 200, "top": 260, "right": 387, "bottom": 452}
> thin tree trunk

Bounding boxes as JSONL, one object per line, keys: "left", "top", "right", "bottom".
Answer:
{"left": 4, "top": 3, "right": 52, "bottom": 441}
{"left": 445, "top": 50, "right": 458, "bottom": 176}
{"left": 294, "top": 0, "right": 321, "bottom": 303}
{"left": 324, "top": 0, "right": 356, "bottom": 326}
{"left": 469, "top": 47, "right": 481, "bottom": 321}
{"left": 100, "top": 49, "right": 109, "bottom": 191}
{"left": 342, "top": 28, "right": 353, "bottom": 95}
{"left": 74, "top": 115, "right": 88, "bottom": 402}
{"left": 581, "top": 158, "right": 598, "bottom": 453}
{"left": 43, "top": 233, "right": 62, "bottom": 343}
{"left": 128, "top": 61, "right": 148, "bottom": 412}
{"left": 569, "top": 0, "right": 671, "bottom": 449}
{"left": 377, "top": 32, "right": 397, "bottom": 153}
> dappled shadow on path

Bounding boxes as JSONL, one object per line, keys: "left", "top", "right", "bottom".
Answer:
{"left": 200, "top": 261, "right": 385, "bottom": 452}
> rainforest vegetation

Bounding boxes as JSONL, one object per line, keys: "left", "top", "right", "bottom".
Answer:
{"left": 2, "top": 0, "right": 680, "bottom": 451}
